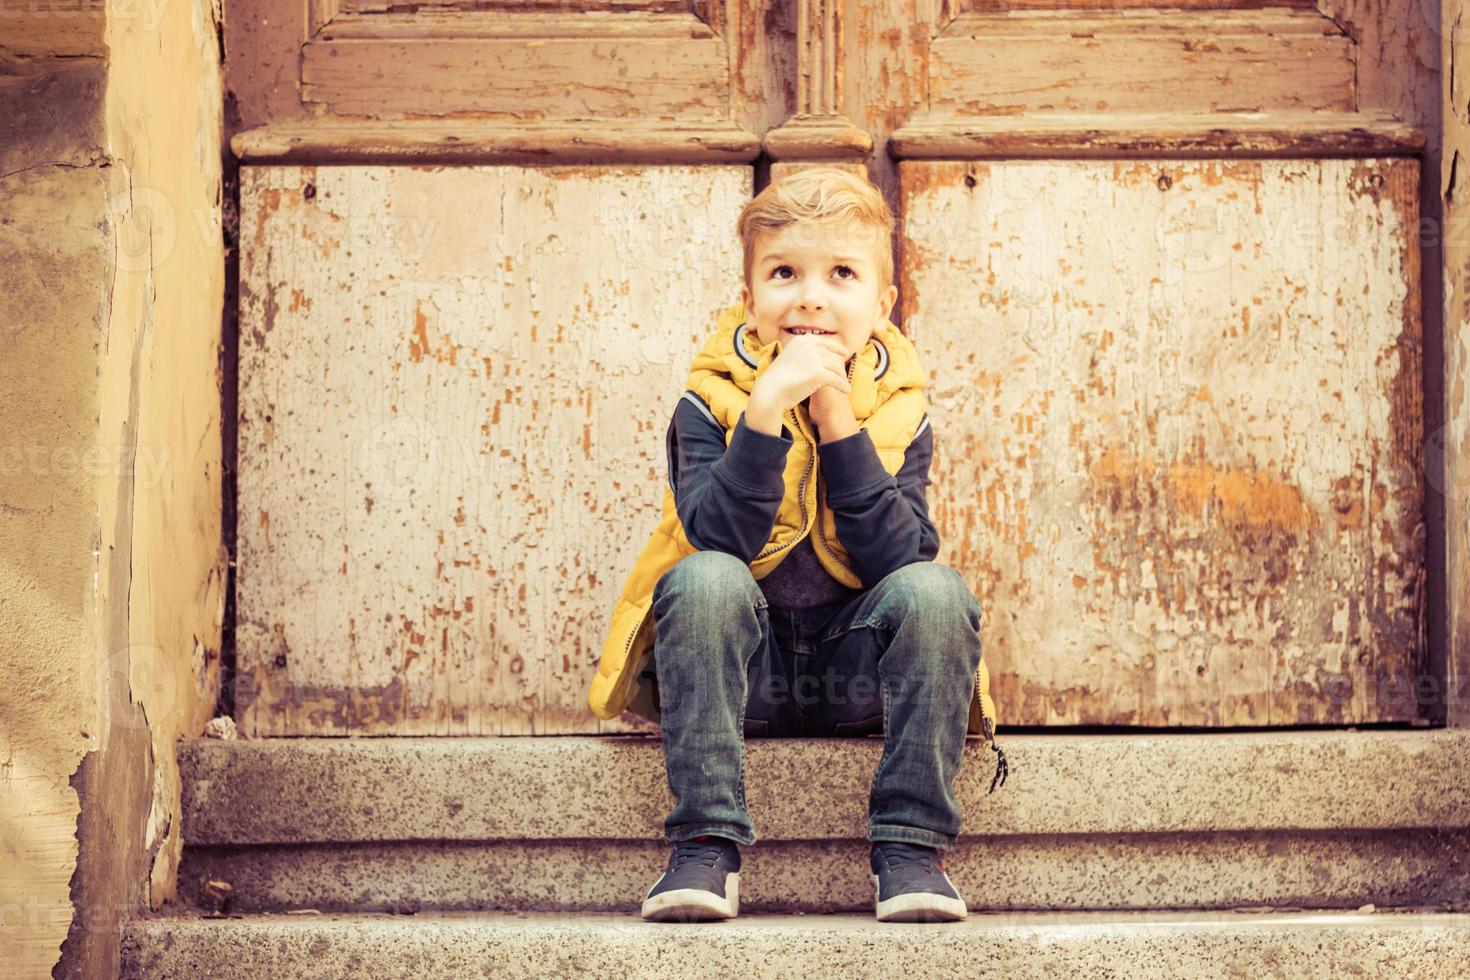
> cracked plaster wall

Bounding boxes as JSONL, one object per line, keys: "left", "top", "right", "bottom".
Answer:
{"left": 0, "top": 0, "right": 226, "bottom": 977}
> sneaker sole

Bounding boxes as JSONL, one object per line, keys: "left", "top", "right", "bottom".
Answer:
{"left": 641, "top": 872, "right": 740, "bottom": 922}
{"left": 871, "top": 874, "right": 968, "bottom": 923}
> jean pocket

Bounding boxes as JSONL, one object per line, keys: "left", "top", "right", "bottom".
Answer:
{"left": 831, "top": 713, "right": 883, "bottom": 737}
{"left": 819, "top": 615, "right": 889, "bottom": 646}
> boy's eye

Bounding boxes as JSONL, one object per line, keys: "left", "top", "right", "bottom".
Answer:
{"left": 770, "top": 265, "right": 856, "bottom": 279}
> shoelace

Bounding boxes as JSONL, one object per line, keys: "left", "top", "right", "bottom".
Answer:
{"left": 875, "top": 842, "right": 942, "bottom": 874}
{"left": 672, "top": 837, "right": 727, "bottom": 869}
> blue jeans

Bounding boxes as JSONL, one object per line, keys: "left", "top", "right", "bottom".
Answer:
{"left": 649, "top": 550, "right": 984, "bottom": 852}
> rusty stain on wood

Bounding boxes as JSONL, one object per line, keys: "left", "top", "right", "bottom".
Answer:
{"left": 237, "top": 165, "right": 751, "bottom": 736}
{"left": 900, "top": 157, "right": 1424, "bottom": 727}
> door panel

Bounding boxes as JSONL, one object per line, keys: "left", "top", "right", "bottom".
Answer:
{"left": 236, "top": 165, "right": 750, "bottom": 736}
{"left": 929, "top": 10, "right": 1355, "bottom": 115}
{"left": 301, "top": 27, "right": 730, "bottom": 119}
{"left": 900, "top": 157, "right": 1423, "bottom": 726}
{"left": 226, "top": 0, "right": 1434, "bottom": 734}
{"left": 226, "top": 0, "right": 764, "bottom": 134}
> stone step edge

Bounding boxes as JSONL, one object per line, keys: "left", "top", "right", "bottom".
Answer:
{"left": 175, "top": 830, "right": 1470, "bottom": 915}
{"left": 119, "top": 910, "right": 1470, "bottom": 980}
{"left": 179, "top": 729, "right": 1470, "bottom": 845}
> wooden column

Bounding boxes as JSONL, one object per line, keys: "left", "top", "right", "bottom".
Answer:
{"left": 763, "top": 0, "right": 871, "bottom": 176}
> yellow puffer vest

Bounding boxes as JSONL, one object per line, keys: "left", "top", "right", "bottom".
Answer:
{"left": 588, "top": 302, "right": 1007, "bottom": 790}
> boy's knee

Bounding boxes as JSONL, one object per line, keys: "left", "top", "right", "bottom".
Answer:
{"left": 655, "top": 550, "right": 761, "bottom": 610}
{"left": 878, "top": 562, "right": 979, "bottom": 621}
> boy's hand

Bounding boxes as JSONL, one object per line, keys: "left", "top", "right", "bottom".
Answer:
{"left": 807, "top": 384, "right": 859, "bottom": 442}
{"left": 746, "top": 334, "right": 851, "bottom": 435}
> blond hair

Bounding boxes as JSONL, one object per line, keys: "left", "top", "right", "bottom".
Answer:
{"left": 736, "top": 167, "right": 896, "bottom": 292}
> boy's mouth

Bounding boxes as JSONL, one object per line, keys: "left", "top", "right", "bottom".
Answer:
{"left": 781, "top": 326, "right": 835, "bottom": 338}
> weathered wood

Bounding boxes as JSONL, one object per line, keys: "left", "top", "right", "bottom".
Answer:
{"left": 309, "top": 0, "right": 340, "bottom": 32}
{"left": 899, "top": 158, "right": 1424, "bottom": 727}
{"left": 1309, "top": 0, "right": 1447, "bottom": 726}
{"left": 224, "top": 0, "right": 311, "bottom": 131}
{"left": 889, "top": 111, "right": 1424, "bottom": 160}
{"left": 964, "top": 0, "right": 1321, "bottom": 9}
{"left": 0, "top": 0, "right": 108, "bottom": 56}
{"left": 768, "top": 160, "right": 869, "bottom": 182}
{"left": 344, "top": 0, "right": 690, "bottom": 14}
{"left": 931, "top": 11, "right": 1356, "bottom": 115}
{"left": 763, "top": 114, "right": 874, "bottom": 160}
{"left": 224, "top": 0, "right": 761, "bottom": 137}
{"left": 231, "top": 121, "right": 761, "bottom": 165}
{"left": 237, "top": 165, "right": 751, "bottom": 736}
{"left": 221, "top": 0, "right": 1443, "bottom": 734}
{"left": 301, "top": 37, "right": 731, "bottom": 118}
{"left": 797, "top": 0, "right": 838, "bottom": 116}
{"left": 843, "top": 0, "right": 931, "bottom": 222}
{"left": 1440, "top": 0, "right": 1470, "bottom": 724}
{"left": 725, "top": 0, "right": 787, "bottom": 139}
{"left": 760, "top": 0, "right": 870, "bottom": 161}
{"left": 315, "top": 10, "right": 718, "bottom": 40}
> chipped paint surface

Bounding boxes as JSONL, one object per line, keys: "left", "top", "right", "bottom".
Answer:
{"left": 900, "top": 158, "right": 1424, "bottom": 727}
{"left": 238, "top": 166, "right": 750, "bottom": 735}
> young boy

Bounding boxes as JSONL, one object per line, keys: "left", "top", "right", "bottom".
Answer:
{"left": 587, "top": 167, "right": 1005, "bottom": 924}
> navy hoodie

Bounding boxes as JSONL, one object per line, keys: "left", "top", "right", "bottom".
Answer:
{"left": 664, "top": 393, "right": 940, "bottom": 605}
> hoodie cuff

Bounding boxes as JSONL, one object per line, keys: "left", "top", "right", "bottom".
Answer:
{"left": 817, "top": 428, "right": 891, "bottom": 503}
{"left": 722, "top": 412, "right": 793, "bottom": 498}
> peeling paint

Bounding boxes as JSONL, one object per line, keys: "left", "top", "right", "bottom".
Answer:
{"left": 902, "top": 157, "right": 1424, "bottom": 727}
{"left": 237, "top": 165, "right": 750, "bottom": 735}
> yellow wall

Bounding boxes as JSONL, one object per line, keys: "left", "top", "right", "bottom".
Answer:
{"left": 100, "top": 0, "right": 227, "bottom": 913}
{"left": 0, "top": 0, "right": 225, "bottom": 975}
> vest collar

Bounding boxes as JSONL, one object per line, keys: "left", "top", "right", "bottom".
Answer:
{"left": 731, "top": 320, "right": 890, "bottom": 382}
{"left": 687, "top": 302, "right": 924, "bottom": 423}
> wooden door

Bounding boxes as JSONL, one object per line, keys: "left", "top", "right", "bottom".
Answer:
{"left": 227, "top": 0, "right": 1433, "bottom": 735}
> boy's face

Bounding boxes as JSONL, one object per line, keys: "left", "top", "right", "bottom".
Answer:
{"left": 739, "top": 220, "right": 899, "bottom": 360}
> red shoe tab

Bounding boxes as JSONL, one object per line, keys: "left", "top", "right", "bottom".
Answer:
{"left": 692, "top": 835, "right": 711, "bottom": 841}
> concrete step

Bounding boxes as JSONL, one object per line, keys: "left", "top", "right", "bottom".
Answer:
{"left": 176, "top": 730, "right": 1470, "bottom": 914}
{"left": 122, "top": 909, "right": 1470, "bottom": 979}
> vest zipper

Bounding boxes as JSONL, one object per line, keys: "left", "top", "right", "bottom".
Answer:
{"left": 812, "top": 471, "right": 855, "bottom": 579}
{"left": 810, "top": 355, "right": 869, "bottom": 580}
{"left": 762, "top": 356, "right": 858, "bottom": 566}
{"left": 622, "top": 607, "right": 650, "bottom": 689}
{"left": 798, "top": 403, "right": 855, "bottom": 580}
{"left": 753, "top": 406, "right": 815, "bottom": 563}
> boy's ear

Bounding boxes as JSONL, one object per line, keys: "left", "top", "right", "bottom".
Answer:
{"left": 740, "top": 283, "right": 753, "bottom": 314}
{"left": 877, "top": 283, "right": 898, "bottom": 324}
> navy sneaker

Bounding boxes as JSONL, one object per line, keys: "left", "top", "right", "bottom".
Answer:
{"left": 641, "top": 834, "right": 742, "bottom": 922}
{"left": 870, "top": 841, "right": 968, "bottom": 922}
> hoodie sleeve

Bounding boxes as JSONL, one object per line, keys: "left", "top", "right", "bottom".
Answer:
{"left": 667, "top": 392, "right": 793, "bottom": 564}
{"left": 816, "top": 416, "right": 940, "bottom": 586}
